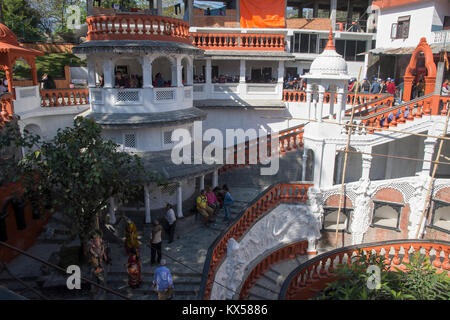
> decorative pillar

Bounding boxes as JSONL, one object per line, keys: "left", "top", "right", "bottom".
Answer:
{"left": 4, "top": 65, "right": 13, "bottom": 95}
{"left": 199, "top": 175, "right": 205, "bottom": 191}
{"left": 144, "top": 185, "right": 151, "bottom": 224}
{"left": 212, "top": 170, "right": 219, "bottom": 188}
{"left": 361, "top": 153, "right": 372, "bottom": 181}
{"left": 109, "top": 197, "right": 116, "bottom": 224}
{"left": 330, "top": 0, "right": 337, "bottom": 31}
{"left": 329, "top": 88, "right": 335, "bottom": 119}
{"left": 336, "top": 87, "right": 344, "bottom": 123}
{"left": 317, "top": 86, "right": 325, "bottom": 122}
{"left": 30, "top": 60, "right": 38, "bottom": 86}
{"left": 421, "top": 137, "right": 437, "bottom": 176}
{"left": 157, "top": 0, "right": 163, "bottom": 16}
{"left": 239, "top": 60, "right": 246, "bottom": 83}
{"left": 87, "top": 58, "right": 96, "bottom": 88}
{"left": 306, "top": 83, "right": 313, "bottom": 120}
{"left": 277, "top": 60, "right": 284, "bottom": 84}
{"left": 402, "top": 75, "right": 414, "bottom": 102}
{"left": 205, "top": 59, "right": 212, "bottom": 84}
{"left": 176, "top": 56, "right": 183, "bottom": 87}
{"left": 176, "top": 182, "right": 183, "bottom": 218}
{"left": 302, "top": 148, "right": 308, "bottom": 181}
{"left": 142, "top": 55, "right": 153, "bottom": 88}
{"left": 103, "top": 57, "right": 114, "bottom": 88}
{"left": 186, "top": 59, "right": 193, "bottom": 86}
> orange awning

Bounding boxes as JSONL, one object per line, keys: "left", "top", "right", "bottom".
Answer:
{"left": 240, "top": 0, "right": 285, "bottom": 28}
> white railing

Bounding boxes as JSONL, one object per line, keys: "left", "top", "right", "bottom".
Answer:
{"left": 154, "top": 87, "right": 176, "bottom": 102}
{"left": 113, "top": 88, "right": 141, "bottom": 105}
{"left": 193, "top": 84, "right": 205, "bottom": 92}
{"left": 246, "top": 83, "right": 278, "bottom": 94}
{"left": 214, "top": 83, "right": 239, "bottom": 93}
{"left": 184, "top": 86, "right": 193, "bottom": 99}
{"left": 431, "top": 30, "right": 450, "bottom": 44}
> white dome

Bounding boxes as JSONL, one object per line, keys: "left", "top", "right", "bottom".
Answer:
{"left": 309, "top": 30, "right": 348, "bottom": 76}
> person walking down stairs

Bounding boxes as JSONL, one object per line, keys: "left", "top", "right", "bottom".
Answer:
{"left": 150, "top": 220, "right": 163, "bottom": 265}
{"left": 153, "top": 259, "right": 174, "bottom": 300}
{"left": 222, "top": 185, "right": 234, "bottom": 223}
{"left": 165, "top": 204, "right": 177, "bottom": 244}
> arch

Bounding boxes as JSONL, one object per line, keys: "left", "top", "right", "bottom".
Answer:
{"left": 113, "top": 56, "right": 143, "bottom": 88}
{"left": 181, "top": 55, "right": 193, "bottom": 86}
{"left": 402, "top": 37, "right": 437, "bottom": 101}
{"left": 152, "top": 56, "right": 174, "bottom": 87}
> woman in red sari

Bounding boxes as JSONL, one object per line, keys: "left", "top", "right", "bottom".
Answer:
{"left": 126, "top": 249, "right": 142, "bottom": 289}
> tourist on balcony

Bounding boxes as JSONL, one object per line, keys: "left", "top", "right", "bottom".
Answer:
{"left": 387, "top": 79, "right": 397, "bottom": 95}
{"left": 196, "top": 190, "right": 215, "bottom": 226}
{"left": 442, "top": 79, "right": 449, "bottom": 96}
{"left": 206, "top": 186, "right": 220, "bottom": 215}
{"left": 370, "top": 77, "right": 380, "bottom": 94}
{"left": 361, "top": 78, "right": 371, "bottom": 93}
{"left": 380, "top": 79, "right": 387, "bottom": 93}
{"left": 40, "top": 73, "right": 56, "bottom": 90}
{"left": 115, "top": 72, "right": 127, "bottom": 88}
{"left": 155, "top": 73, "right": 165, "bottom": 87}
{"left": 150, "top": 220, "right": 163, "bottom": 265}
{"left": 153, "top": 259, "right": 174, "bottom": 300}
{"left": 165, "top": 203, "right": 177, "bottom": 243}
{"left": 222, "top": 185, "right": 234, "bottom": 223}
{"left": 130, "top": 75, "right": 139, "bottom": 88}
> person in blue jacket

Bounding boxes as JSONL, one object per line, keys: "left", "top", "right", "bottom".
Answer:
{"left": 222, "top": 185, "right": 234, "bottom": 223}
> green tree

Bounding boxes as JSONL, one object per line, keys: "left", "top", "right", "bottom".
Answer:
{"left": 17, "top": 117, "right": 161, "bottom": 259}
{"left": 2, "top": 0, "right": 44, "bottom": 42}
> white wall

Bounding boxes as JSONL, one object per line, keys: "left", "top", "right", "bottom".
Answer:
{"left": 375, "top": 0, "right": 449, "bottom": 48}
{"left": 148, "top": 177, "right": 196, "bottom": 210}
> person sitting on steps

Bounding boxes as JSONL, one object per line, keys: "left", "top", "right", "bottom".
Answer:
{"left": 196, "top": 189, "right": 215, "bottom": 226}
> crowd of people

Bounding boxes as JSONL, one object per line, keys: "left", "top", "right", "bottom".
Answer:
{"left": 348, "top": 77, "right": 398, "bottom": 95}
{"left": 196, "top": 184, "right": 234, "bottom": 226}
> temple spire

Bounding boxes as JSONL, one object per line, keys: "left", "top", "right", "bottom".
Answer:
{"left": 324, "top": 28, "right": 336, "bottom": 51}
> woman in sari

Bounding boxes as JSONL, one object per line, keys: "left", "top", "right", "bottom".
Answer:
{"left": 126, "top": 249, "right": 142, "bottom": 289}
{"left": 125, "top": 220, "right": 140, "bottom": 256}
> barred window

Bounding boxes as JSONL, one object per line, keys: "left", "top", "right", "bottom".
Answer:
{"left": 163, "top": 130, "right": 174, "bottom": 145}
{"left": 124, "top": 133, "right": 136, "bottom": 149}
{"left": 371, "top": 200, "right": 403, "bottom": 231}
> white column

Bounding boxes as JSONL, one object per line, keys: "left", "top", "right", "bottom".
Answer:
{"left": 142, "top": 55, "right": 153, "bottom": 88}
{"left": 212, "top": 170, "right": 219, "bottom": 188}
{"left": 330, "top": 0, "right": 337, "bottom": 31}
{"left": 157, "top": 0, "right": 163, "bottom": 16}
{"left": 329, "top": 88, "right": 335, "bottom": 119}
{"left": 306, "top": 83, "right": 313, "bottom": 120}
{"left": 277, "top": 60, "right": 284, "bottom": 83}
{"left": 362, "top": 152, "right": 372, "bottom": 181}
{"left": 176, "top": 56, "right": 183, "bottom": 87}
{"left": 199, "top": 175, "right": 205, "bottom": 191}
{"left": 317, "top": 86, "right": 325, "bottom": 122}
{"left": 176, "top": 182, "right": 184, "bottom": 218}
{"left": 109, "top": 197, "right": 116, "bottom": 224}
{"left": 205, "top": 58, "right": 212, "bottom": 98}
{"left": 103, "top": 57, "right": 114, "bottom": 88}
{"left": 239, "top": 59, "right": 246, "bottom": 83}
{"left": 186, "top": 59, "right": 193, "bottom": 86}
{"left": 336, "top": 87, "right": 344, "bottom": 123}
{"left": 302, "top": 148, "right": 308, "bottom": 181}
{"left": 87, "top": 58, "right": 96, "bottom": 88}
{"left": 421, "top": 137, "right": 437, "bottom": 176}
{"left": 144, "top": 185, "right": 151, "bottom": 224}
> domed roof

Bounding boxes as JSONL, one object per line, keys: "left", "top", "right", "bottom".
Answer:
{"left": 309, "top": 30, "right": 348, "bottom": 76}
{"left": 0, "top": 24, "right": 19, "bottom": 46}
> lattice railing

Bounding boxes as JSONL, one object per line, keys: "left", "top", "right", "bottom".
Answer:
{"left": 114, "top": 89, "right": 140, "bottom": 104}
{"left": 154, "top": 88, "right": 176, "bottom": 102}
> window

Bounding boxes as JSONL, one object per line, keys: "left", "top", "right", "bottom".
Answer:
{"left": 124, "top": 133, "right": 136, "bottom": 149}
{"left": 322, "top": 207, "right": 352, "bottom": 232}
{"left": 371, "top": 200, "right": 403, "bottom": 231}
{"left": 429, "top": 199, "right": 450, "bottom": 233}
{"left": 335, "top": 40, "right": 366, "bottom": 62}
{"left": 444, "top": 16, "right": 450, "bottom": 30}
{"left": 292, "top": 33, "right": 318, "bottom": 54}
{"left": 163, "top": 130, "right": 174, "bottom": 146}
{"left": 391, "top": 16, "right": 410, "bottom": 39}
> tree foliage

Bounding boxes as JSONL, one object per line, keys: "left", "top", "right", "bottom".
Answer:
{"left": 316, "top": 249, "right": 450, "bottom": 300}
{"left": 13, "top": 117, "right": 161, "bottom": 256}
{"left": 1, "top": 0, "right": 44, "bottom": 41}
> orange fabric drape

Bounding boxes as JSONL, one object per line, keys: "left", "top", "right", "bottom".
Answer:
{"left": 240, "top": 0, "right": 285, "bottom": 28}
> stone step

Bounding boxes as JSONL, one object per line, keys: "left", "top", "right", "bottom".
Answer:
{"left": 247, "top": 282, "right": 279, "bottom": 300}
{"left": 247, "top": 291, "right": 271, "bottom": 300}
{"left": 251, "top": 276, "right": 282, "bottom": 295}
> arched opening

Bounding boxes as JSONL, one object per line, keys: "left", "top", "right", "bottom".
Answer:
{"left": 12, "top": 58, "right": 32, "bottom": 85}
{"left": 333, "top": 147, "right": 362, "bottom": 184}
{"left": 181, "top": 56, "right": 192, "bottom": 86}
{"left": 113, "top": 57, "right": 143, "bottom": 88}
{"left": 371, "top": 201, "right": 402, "bottom": 231}
{"left": 322, "top": 208, "right": 349, "bottom": 232}
{"left": 152, "top": 56, "right": 173, "bottom": 87}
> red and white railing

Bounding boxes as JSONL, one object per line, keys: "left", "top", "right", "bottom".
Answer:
{"left": 40, "top": 89, "right": 89, "bottom": 107}
{"left": 192, "top": 33, "right": 285, "bottom": 51}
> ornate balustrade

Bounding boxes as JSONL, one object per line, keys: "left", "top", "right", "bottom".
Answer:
{"left": 344, "top": 94, "right": 395, "bottom": 116}
{"left": 41, "top": 89, "right": 89, "bottom": 107}
{"left": 0, "top": 93, "right": 14, "bottom": 126}
{"left": 283, "top": 90, "right": 388, "bottom": 105}
{"left": 192, "top": 33, "right": 285, "bottom": 51}
{"left": 86, "top": 14, "right": 191, "bottom": 43}
{"left": 279, "top": 240, "right": 450, "bottom": 300}
{"left": 218, "top": 124, "right": 304, "bottom": 174}
{"left": 353, "top": 93, "right": 444, "bottom": 133}
{"left": 239, "top": 240, "right": 309, "bottom": 299}
{"left": 200, "top": 182, "right": 313, "bottom": 299}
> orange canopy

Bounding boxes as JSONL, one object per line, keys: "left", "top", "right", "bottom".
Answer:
{"left": 240, "top": 0, "right": 285, "bottom": 28}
